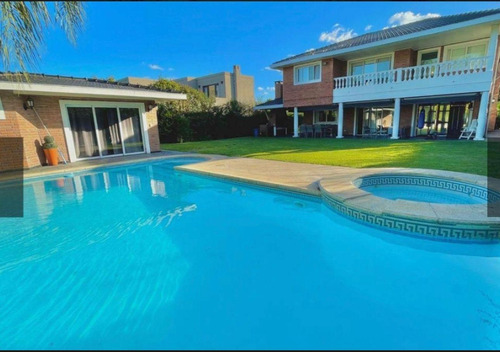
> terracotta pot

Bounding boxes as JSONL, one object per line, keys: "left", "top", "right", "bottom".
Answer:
{"left": 44, "top": 148, "right": 59, "bottom": 166}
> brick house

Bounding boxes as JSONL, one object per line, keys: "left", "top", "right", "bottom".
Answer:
{"left": 255, "top": 9, "right": 500, "bottom": 140}
{"left": 0, "top": 73, "right": 186, "bottom": 172}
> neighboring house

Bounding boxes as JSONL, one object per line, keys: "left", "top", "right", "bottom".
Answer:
{"left": 174, "top": 65, "right": 255, "bottom": 106}
{"left": 117, "top": 76, "right": 157, "bottom": 87}
{"left": 255, "top": 9, "right": 500, "bottom": 141}
{"left": 0, "top": 73, "right": 186, "bottom": 172}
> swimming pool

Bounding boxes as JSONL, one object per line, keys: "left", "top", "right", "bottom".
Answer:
{"left": 0, "top": 158, "right": 499, "bottom": 349}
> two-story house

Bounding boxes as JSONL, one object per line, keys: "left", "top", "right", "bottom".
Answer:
{"left": 255, "top": 9, "right": 500, "bottom": 141}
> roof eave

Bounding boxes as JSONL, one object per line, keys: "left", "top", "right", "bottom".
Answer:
{"left": 0, "top": 81, "right": 187, "bottom": 101}
{"left": 270, "top": 12, "right": 500, "bottom": 69}
{"left": 253, "top": 104, "right": 284, "bottom": 111}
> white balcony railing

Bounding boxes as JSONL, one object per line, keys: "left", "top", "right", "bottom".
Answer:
{"left": 333, "top": 56, "right": 491, "bottom": 103}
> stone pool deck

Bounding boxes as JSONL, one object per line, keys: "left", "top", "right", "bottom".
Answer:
{"left": 177, "top": 157, "right": 500, "bottom": 242}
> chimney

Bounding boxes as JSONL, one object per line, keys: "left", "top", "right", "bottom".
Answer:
{"left": 233, "top": 65, "right": 241, "bottom": 76}
{"left": 274, "top": 81, "right": 283, "bottom": 99}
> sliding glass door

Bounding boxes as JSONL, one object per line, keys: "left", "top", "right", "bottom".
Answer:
{"left": 65, "top": 104, "right": 145, "bottom": 160}
{"left": 95, "top": 107, "right": 123, "bottom": 156}
{"left": 67, "top": 107, "right": 100, "bottom": 158}
{"left": 119, "top": 108, "right": 144, "bottom": 153}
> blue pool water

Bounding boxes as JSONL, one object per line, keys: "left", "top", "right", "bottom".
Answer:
{"left": 0, "top": 157, "right": 500, "bottom": 349}
{"left": 362, "top": 184, "right": 487, "bottom": 204}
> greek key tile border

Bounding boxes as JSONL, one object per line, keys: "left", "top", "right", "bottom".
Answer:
{"left": 322, "top": 193, "right": 500, "bottom": 243}
{"left": 355, "top": 175, "right": 500, "bottom": 202}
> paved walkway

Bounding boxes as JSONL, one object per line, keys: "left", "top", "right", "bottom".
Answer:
{"left": 176, "top": 157, "right": 491, "bottom": 196}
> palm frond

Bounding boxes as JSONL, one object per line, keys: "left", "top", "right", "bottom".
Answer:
{"left": 0, "top": 1, "right": 84, "bottom": 80}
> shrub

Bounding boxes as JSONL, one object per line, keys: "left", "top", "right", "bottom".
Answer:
{"left": 42, "top": 136, "right": 57, "bottom": 149}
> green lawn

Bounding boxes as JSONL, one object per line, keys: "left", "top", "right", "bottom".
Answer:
{"left": 161, "top": 137, "right": 487, "bottom": 176}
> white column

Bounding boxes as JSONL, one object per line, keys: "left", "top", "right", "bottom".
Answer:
{"left": 410, "top": 104, "right": 416, "bottom": 137}
{"left": 487, "top": 25, "right": 499, "bottom": 71}
{"left": 293, "top": 107, "right": 299, "bottom": 138}
{"left": 391, "top": 98, "right": 401, "bottom": 139}
{"left": 337, "top": 103, "right": 344, "bottom": 138}
{"left": 273, "top": 125, "right": 277, "bottom": 137}
{"left": 474, "top": 91, "right": 490, "bottom": 141}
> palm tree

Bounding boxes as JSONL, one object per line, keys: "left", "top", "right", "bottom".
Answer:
{"left": 0, "top": 1, "right": 85, "bottom": 75}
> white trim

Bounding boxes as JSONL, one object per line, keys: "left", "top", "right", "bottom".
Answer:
{"left": 443, "top": 38, "right": 489, "bottom": 61}
{"left": 293, "top": 61, "right": 322, "bottom": 85}
{"left": 59, "top": 100, "right": 149, "bottom": 162}
{"left": 0, "top": 81, "right": 187, "bottom": 101}
{"left": 253, "top": 104, "right": 284, "bottom": 110}
{"left": 347, "top": 52, "right": 395, "bottom": 75}
{"left": 417, "top": 47, "right": 442, "bottom": 65}
{"left": 0, "top": 97, "right": 5, "bottom": 120}
{"left": 270, "top": 14, "right": 500, "bottom": 69}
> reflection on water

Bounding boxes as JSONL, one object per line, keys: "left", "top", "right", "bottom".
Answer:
{"left": 0, "top": 157, "right": 499, "bottom": 349}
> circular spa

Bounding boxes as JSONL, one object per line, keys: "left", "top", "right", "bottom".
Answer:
{"left": 355, "top": 174, "right": 489, "bottom": 205}
{"left": 319, "top": 173, "right": 500, "bottom": 243}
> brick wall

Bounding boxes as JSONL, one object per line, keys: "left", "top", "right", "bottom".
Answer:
{"left": 283, "top": 59, "right": 334, "bottom": 108}
{"left": 343, "top": 108, "right": 354, "bottom": 135}
{"left": 0, "top": 92, "right": 161, "bottom": 171}
{"left": 394, "top": 49, "right": 417, "bottom": 69}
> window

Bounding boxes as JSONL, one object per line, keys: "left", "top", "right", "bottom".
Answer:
{"left": 294, "top": 62, "right": 321, "bottom": 84}
{"left": 202, "top": 84, "right": 218, "bottom": 98}
{"left": 349, "top": 55, "right": 392, "bottom": 76}
{"left": 446, "top": 42, "right": 487, "bottom": 61}
{"left": 418, "top": 50, "right": 439, "bottom": 65}
{"left": 313, "top": 110, "right": 338, "bottom": 124}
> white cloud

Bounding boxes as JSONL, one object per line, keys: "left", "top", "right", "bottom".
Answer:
{"left": 266, "top": 86, "right": 275, "bottom": 91}
{"left": 148, "top": 64, "right": 164, "bottom": 71}
{"left": 388, "top": 11, "right": 440, "bottom": 26}
{"left": 364, "top": 24, "right": 373, "bottom": 31}
{"left": 167, "top": 67, "right": 174, "bottom": 71}
{"left": 319, "top": 23, "right": 357, "bottom": 43}
{"left": 257, "top": 86, "right": 264, "bottom": 91}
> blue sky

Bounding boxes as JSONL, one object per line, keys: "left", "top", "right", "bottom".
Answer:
{"left": 28, "top": 1, "right": 499, "bottom": 101}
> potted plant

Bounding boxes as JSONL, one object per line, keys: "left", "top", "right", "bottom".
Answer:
{"left": 42, "top": 136, "right": 59, "bottom": 166}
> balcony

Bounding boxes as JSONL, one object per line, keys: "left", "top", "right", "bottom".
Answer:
{"left": 333, "top": 56, "right": 492, "bottom": 103}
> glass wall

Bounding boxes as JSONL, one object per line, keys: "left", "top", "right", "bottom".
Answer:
{"left": 67, "top": 107, "right": 99, "bottom": 159}
{"left": 414, "top": 103, "right": 473, "bottom": 138}
{"left": 95, "top": 108, "right": 123, "bottom": 156}
{"left": 66, "top": 104, "right": 145, "bottom": 160}
{"left": 362, "top": 107, "right": 394, "bottom": 135}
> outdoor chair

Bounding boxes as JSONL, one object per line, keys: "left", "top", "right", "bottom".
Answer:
{"left": 313, "top": 124, "right": 323, "bottom": 138}
{"left": 458, "top": 119, "right": 478, "bottom": 140}
{"left": 298, "top": 124, "right": 307, "bottom": 138}
{"left": 304, "top": 125, "right": 314, "bottom": 138}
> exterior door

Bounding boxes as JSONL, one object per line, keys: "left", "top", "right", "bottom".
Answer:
{"left": 447, "top": 105, "right": 466, "bottom": 139}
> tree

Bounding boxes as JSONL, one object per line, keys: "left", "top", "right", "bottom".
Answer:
{"left": 0, "top": 2, "right": 85, "bottom": 73}
{"left": 151, "top": 78, "right": 214, "bottom": 112}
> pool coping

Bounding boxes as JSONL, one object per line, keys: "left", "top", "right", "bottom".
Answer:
{"left": 175, "top": 156, "right": 500, "bottom": 243}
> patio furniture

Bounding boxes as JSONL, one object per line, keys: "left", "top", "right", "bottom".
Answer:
{"left": 313, "top": 124, "right": 323, "bottom": 138}
{"left": 303, "top": 124, "right": 313, "bottom": 138}
{"left": 362, "top": 126, "right": 378, "bottom": 138}
{"left": 459, "top": 119, "right": 478, "bottom": 140}
{"left": 298, "top": 124, "right": 307, "bottom": 138}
